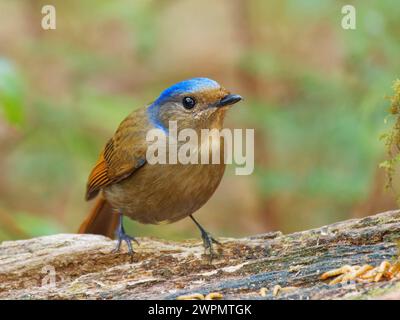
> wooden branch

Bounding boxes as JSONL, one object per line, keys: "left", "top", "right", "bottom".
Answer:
{"left": 1, "top": 210, "right": 400, "bottom": 299}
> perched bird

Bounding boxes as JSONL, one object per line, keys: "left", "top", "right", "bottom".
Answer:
{"left": 78, "top": 78, "right": 242, "bottom": 257}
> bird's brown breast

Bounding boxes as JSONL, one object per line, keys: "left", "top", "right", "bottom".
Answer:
{"left": 99, "top": 106, "right": 229, "bottom": 224}
{"left": 104, "top": 161, "right": 225, "bottom": 224}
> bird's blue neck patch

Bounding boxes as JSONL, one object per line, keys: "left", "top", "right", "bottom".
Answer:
{"left": 147, "top": 78, "right": 220, "bottom": 133}
{"left": 147, "top": 103, "right": 168, "bottom": 134}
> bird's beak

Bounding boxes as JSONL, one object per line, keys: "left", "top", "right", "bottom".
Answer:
{"left": 218, "top": 94, "right": 242, "bottom": 107}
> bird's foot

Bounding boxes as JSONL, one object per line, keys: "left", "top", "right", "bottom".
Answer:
{"left": 112, "top": 229, "right": 139, "bottom": 256}
{"left": 189, "top": 215, "right": 222, "bottom": 262}
{"left": 200, "top": 230, "right": 221, "bottom": 262}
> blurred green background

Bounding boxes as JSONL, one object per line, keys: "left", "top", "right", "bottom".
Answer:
{"left": 0, "top": 0, "right": 399, "bottom": 241}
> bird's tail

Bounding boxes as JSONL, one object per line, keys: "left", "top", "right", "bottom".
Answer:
{"left": 78, "top": 196, "right": 118, "bottom": 239}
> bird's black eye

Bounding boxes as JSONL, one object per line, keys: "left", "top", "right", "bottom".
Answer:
{"left": 182, "top": 96, "right": 196, "bottom": 109}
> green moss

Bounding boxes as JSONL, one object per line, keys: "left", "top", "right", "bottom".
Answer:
{"left": 380, "top": 79, "right": 400, "bottom": 200}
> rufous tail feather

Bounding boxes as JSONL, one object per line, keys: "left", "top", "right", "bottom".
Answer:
{"left": 78, "top": 196, "right": 118, "bottom": 239}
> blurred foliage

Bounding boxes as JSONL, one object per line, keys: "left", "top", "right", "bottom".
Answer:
{"left": 0, "top": 59, "right": 24, "bottom": 126}
{"left": 380, "top": 80, "right": 400, "bottom": 195}
{"left": 0, "top": 0, "right": 399, "bottom": 241}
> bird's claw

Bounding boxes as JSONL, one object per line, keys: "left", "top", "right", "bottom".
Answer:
{"left": 201, "top": 230, "right": 221, "bottom": 261}
{"left": 112, "top": 231, "right": 139, "bottom": 256}
{"left": 189, "top": 215, "right": 221, "bottom": 262}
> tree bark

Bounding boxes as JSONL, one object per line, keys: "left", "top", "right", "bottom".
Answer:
{"left": 1, "top": 210, "right": 400, "bottom": 299}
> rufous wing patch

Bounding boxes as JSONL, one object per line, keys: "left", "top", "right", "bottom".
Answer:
{"left": 86, "top": 135, "right": 147, "bottom": 200}
{"left": 86, "top": 151, "right": 110, "bottom": 200}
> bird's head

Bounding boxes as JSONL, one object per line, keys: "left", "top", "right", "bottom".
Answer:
{"left": 147, "top": 78, "right": 242, "bottom": 132}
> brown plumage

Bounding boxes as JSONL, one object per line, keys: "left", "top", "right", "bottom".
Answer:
{"left": 78, "top": 78, "right": 242, "bottom": 255}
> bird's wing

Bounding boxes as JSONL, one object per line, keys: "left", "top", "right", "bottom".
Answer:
{"left": 86, "top": 112, "right": 148, "bottom": 200}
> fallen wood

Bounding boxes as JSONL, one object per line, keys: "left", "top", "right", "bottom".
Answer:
{"left": 1, "top": 210, "right": 400, "bottom": 300}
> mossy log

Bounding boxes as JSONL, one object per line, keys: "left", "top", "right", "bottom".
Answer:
{"left": 1, "top": 210, "right": 400, "bottom": 300}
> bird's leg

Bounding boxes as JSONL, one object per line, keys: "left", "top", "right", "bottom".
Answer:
{"left": 112, "top": 210, "right": 139, "bottom": 256}
{"left": 190, "top": 215, "right": 221, "bottom": 259}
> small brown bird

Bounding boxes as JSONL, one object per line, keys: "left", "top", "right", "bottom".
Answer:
{"left": 78, "top": 78, "right": 242, "bottom": 256}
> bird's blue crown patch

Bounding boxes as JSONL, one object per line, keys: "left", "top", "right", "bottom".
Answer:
{"left": 155, "top": 78, "right": 220, "bottom": 104}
